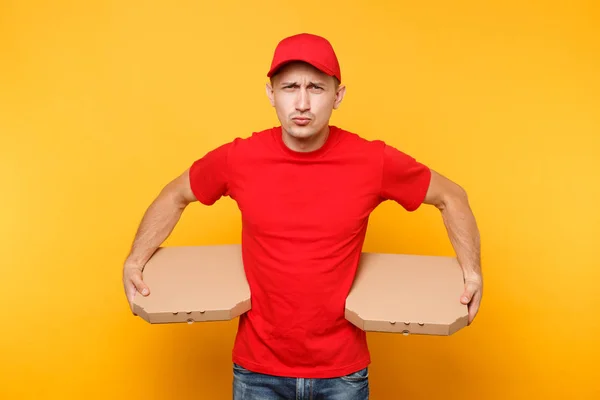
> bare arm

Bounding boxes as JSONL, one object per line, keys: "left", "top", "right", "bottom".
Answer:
{"left": 124, "top": 169, "right": 197, "bottom": 269}
{"left": 423, "top": 169, "right": 483, "bottom": 323}
{"left": 122, "top": 168, "right": 197, "bottom": 308}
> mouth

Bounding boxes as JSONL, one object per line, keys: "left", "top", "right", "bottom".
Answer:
{"left": 291, "top": 117, "right": 311, "bottom": 126}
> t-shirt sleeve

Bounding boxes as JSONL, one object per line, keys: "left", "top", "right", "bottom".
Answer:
{"left": 188, "top": 142, "right": 232, "bottom": 205}
{"left": 380, "top": 144, "right": 432, "bottom": 211}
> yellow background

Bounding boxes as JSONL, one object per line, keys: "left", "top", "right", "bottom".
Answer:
{"left": 1, "top": 0, "right": 599, "bottom": 398}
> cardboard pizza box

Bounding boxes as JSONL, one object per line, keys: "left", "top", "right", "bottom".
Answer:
{"left": 345, "top": 252, "right": 468, "bottom": 335}
{"left": 132, "top": 244, "right": 250, "bottom": 324}
{"left": 132, "top": 245, "right": 468, "bottom": 335}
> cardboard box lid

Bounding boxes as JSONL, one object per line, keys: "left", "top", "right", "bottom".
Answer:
{"left": 132, "top": 245, "right": 468, "bottom": 335}
{"left": 345, "top": 252, "right": 468, "bottom": 335}
{"left": 132, "top": 245, "right": 251, "bottom": 324}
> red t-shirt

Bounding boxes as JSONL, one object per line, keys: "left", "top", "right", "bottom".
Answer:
{"left": 189, "top": 125, "right": 431, "bottom": 379}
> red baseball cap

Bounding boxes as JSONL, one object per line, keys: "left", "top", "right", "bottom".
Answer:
{"left": 267, "top": 33, "right": 341, "bottom": 82}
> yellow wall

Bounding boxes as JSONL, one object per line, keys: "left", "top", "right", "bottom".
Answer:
{"left": 1, "top": 1, "right": 598, "bottom": 398}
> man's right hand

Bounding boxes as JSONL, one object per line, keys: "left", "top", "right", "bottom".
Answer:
{"left": 123, "top": 264, "right": 150, "bottom": 314}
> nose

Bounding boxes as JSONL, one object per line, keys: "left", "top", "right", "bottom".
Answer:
{"left": 295, "top": 88, "right": 310, "bottom": 112}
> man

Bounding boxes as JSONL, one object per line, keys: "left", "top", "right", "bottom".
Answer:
{"left": 122, "top": 33, "right": 482, "bottom": 399}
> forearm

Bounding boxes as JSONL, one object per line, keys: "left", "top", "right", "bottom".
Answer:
{"left": 439, "top": 191, "right": 482, "bottom": 281}
{"left": 125, "top": 190, "right": 187, "bottom": 269}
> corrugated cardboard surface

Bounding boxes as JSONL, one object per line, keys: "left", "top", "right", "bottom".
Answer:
{"left": 133, "top": 245, "right": 468, "bottom": 335}
{"left": 132, "top": 245, "right": 251, "bottom": 324}
{"left": 345, "top": 252, "right": 468, "bottom": 335}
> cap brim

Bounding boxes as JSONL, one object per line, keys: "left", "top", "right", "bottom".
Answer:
{"left": 267, "top": 59, "right": 337, "bottom": 80}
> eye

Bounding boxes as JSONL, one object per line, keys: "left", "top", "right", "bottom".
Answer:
{"left": 309, "top": 84, "right": 324, "bottom": 91}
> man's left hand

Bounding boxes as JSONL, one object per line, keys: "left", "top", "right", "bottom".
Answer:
{"left": 460, "top": 276, "right": 483, "bottom": 325}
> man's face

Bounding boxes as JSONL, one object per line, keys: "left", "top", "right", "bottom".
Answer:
{"left": 266, "top": 62, "right": 345, "bottom": 141}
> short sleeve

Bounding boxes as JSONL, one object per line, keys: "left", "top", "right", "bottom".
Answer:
{"left": 380, "top": 144, "right": 432, "bottom": 211}
{"left": 189, "top": 142, "right": 232, "bottom": 205}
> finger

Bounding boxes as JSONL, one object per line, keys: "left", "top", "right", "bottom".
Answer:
{"left": 124, "top": 282, "right": 138, "bottom": 315}
{"left": 468, "top": 305, "right": 478, "bottom": 325}
{"left": 124, "top": 280, "right": 136, "bottom": 302}
{"left": 468, "top": 293, "right": 482, "bottom": 325}
{"left": 130, "top": 273, "right": 150, "bottom": 296}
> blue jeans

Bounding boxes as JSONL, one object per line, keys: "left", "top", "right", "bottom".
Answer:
{"left": 232, "top": 363, "right": 370, "bottom": 400}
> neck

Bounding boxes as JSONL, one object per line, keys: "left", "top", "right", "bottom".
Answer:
{"left": 281, "top": 125, "right": 330, "bottom": 153}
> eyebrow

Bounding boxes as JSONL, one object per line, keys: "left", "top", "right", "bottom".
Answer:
{"left": 280, "top": 81, "right": 327, "bottom": 87}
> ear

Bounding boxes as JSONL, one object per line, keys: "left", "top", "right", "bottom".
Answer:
{"left": 333, "top": 84, "right": 346, "bottom": 110}
{"left": 265, "top": 82, "right": 275, "bottom": 107}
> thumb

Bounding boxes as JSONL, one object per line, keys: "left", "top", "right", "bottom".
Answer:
{"left": 131, "top": 272, "right": 150, "bottom": 296}
{"left": 461, "top": 281, "right": 477, "bottom": 304}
